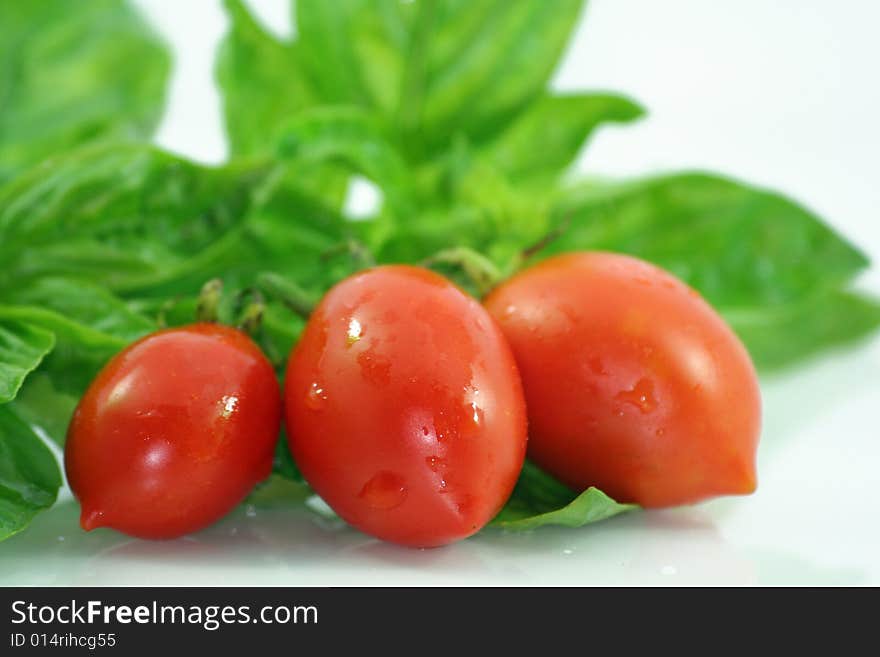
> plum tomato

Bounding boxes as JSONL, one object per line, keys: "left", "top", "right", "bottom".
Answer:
{"left": 484, "top": 252, "right": 761, "bottom": 508}
{"left": 65, "top": 323, "right": 281, "bottom": 539}
{"left": 284, "top": 265, "right": 527, "bottom": 547}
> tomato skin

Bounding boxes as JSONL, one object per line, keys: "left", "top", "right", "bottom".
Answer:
{"left": 484, "top": 252, "right": 761, "bottom": 508}
{"left": 65, "top": 323, "right": 281, "bottom": 539}
{"left": 285, "top": 265, "right": 527, "bottom": 547}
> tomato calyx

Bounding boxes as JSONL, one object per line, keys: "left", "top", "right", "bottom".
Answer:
{"left": 420, "top": 220, "right": 573, "bottom": 297}
{"left": 420, "top": 247, "right": 502, "bottom": 297}
{"left": 195, "top": 277, "right": 224, "bottom": 323}
{"left": 257, "top": 272, "right": 317, "bottom": 319}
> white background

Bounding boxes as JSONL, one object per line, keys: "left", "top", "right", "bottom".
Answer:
{"left": 3, "top": 0, "right": 879, "bottom": 585}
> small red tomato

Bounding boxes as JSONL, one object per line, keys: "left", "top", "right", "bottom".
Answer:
{"left": 65, "top": 323, "right": 281, "bottom": 539}
{"left": 285, "top": 265, "right": 527, "bottom": 547}
{"left": 484, "top": 252, "right": 761, "bottom": 508}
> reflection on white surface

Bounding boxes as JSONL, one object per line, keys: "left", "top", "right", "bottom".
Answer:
{"left": 3, "top": 332, "right": 877, "bottom": 586}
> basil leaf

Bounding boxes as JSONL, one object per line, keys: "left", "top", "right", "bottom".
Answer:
{"left": 8, "top": 374, "right": 77, "bottom": 449}
{"left": 493, "top": 461, "right": 636, "bottom": 530}
{"left": 0, "top": 304, "right": 131, "bottom": 398}
{"left": 551, "top": 173, "right": 869, "bottom": 309}
{"left": 272, "top": 431, "right": 305, "bottom": 483}
{"left": 276, "top": 107, "right": 414, "bottom": 214}
{"left": 726, "top": 290, "right": 880, "bottom": 371}
{"left": 0, "top": 143, "right": 270, "bottom": 293}
{"left": 0, "top": 0, "right": 170, "bottom": 181}
{"left": 294, "top": 0, "right": 401, "bottom": 108}
{"left": 216, "top": 0, "right": 315, "bottom": 157}
{"left": 0, "top": 405, "right": 62, "bottom": 541}
{"left": 6, "top": 278, "right": 154, "bottom": 342}
{"left": 0, "top": 306, "right": 129, "bottom": 354}
{"left": 484, "top": 93, "right": 644, "bottom": 181}
{"left": 419, "top": 0, "right": 586, "bottom": 150}
{"left": 0, "top": 320, "right": 55, "bottom": 404}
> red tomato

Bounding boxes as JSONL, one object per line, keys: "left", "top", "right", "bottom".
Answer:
{"left": 284, "top": 265, "right": 527, "bottom": 547}
{"left": 484, "top": 252, "right": 761, "bottom": 508}
{"left": 65, "top": 323, "right": 281, "bottom": 539}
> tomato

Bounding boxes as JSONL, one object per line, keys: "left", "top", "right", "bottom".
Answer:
{"left": 284, "top": 265, "right": 527, "bottom": 547}
{"left": 484, "top": 252, "right": 761, "bottom": 508}
{"left": 65, "top": 323, "right": 281, "bottom": 539}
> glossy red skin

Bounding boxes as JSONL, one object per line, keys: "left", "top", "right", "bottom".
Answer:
{"left": 65, "top": 323, "right": 281, "bottom": 539}
{"left": 285, "top": 265, "right": 527, "bottom": 547}
{"left": 484, "top": 252, "right": 761, "bottom": 508}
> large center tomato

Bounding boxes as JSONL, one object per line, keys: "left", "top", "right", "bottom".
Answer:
{"left": 65, "top": 323, "right": 281, "bottom": 539}
{"left": 284, "top": 265, "right": 527, "bottom": 547}
{"left": 485, "top": 252, "right": 761, "bottom": 508}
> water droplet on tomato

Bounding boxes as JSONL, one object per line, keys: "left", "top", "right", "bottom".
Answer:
{"left": 455, "top": 497, "right": 473, "bottom": 516}
{"left": 305, "top": 382, "right": 327, "bottom": 410}
{"left": 463, "top": 385, "right": 484, "bottom": 426}
{"left": 655, "top": 427, "right": 666, "bottom": 437}
{"left": 425, "top": 455, "right": 445, "bottom": 471}
{"left": 219, "top": 394, "right": 238, "bottom": 418}
{"left": 359, "top": 472, "right": 407, "bottom": 510}
{"left": 469, "top": 401, "right": 484, "bottom": 425}
{"left": 614, "top": 378, "right": 657, "bottom": 413}
{"left": 346, "top": 317, "right": 364, "bottom": 347}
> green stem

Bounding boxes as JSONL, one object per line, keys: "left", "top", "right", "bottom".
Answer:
{"left": 322, "top": 238, "right": 376, "bottom": 269}
{"left": 196, "top": 279, "right": 223, "bottom": 323}
{"left": 258, "top": 273, "right": 316, "bottom": 319}
{"left": 234, "top": 287, "right": 266, "bottom": 336}
{"left": 237, "top": 302, "right": 264, "bottom": 336}
{"left": 421, "top": 247, "right": 503, "bottom": 297}
{"left": 514, "top": 213, "right": 573, "bottom": 267}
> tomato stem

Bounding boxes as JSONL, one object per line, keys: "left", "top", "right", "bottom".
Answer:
{"left": 196, "top": 278, "right": 223, "bottom": 323}
{"left": 518, "top": 213, "right": 573, "bottom": 264}
{"left": 234, "top": 287, "right": 266, "bottom": 336}
{"left": 156, "top": 294, "right": 183, "bottom": 328}
{"left": 258, "top": 272, "right": 316, "bottom": 319}
{"left": 322, "top": 238, "right": 376, "bottom": 269}
{"left": 238, "top": 302, "right": 264, "bottom": 335}
{"left": 421, "top": 247, "right": 502, "bottom": 297}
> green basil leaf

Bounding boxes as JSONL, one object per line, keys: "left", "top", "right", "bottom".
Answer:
{"left": 551, "top": 173, "right": 870, "bottom": 309}
{"left": 276, "top": 107, "right": 414, "bottom": 214}
{"left": 493, "top": 461, "right": 636, "bottom": 530}
{"left": 216, "top": 0, "right": 315, "bottom": 157}
{"left": 294, "top": 0, "right": 403, "bottom": 108}
{"left": 272, "top": 431, "right": 305, "bottom": 483}
{"left": 0, "top": 0, "right": 170, "bottom": 181}
{"left": 0, "top": 404, "right": 62, "bottom": 541}
{"left": 484, "top": 93, "right": 644, "bottom": 181}
{"left": 6, "top": 278, "right": 154, "bottom": 342}
{"left": 0, "top": 320, "right": 55, "bottom": 404}
{"left": 0, "top": 143, "right": 270, "bottom": 293}
{"left": 0, "top": 306, "right": 127, "bottom": 353}
{"left": 8, "top": 373, "right": 77, "bottom": 449}
{"left": 420, "top": 0, "right": 586, "bottom": 150}
{"left": 726, "top": 290, "right": 880, "bottom": 371}
{"left": 0, "top": 304, "right": 129, "bottom": 397}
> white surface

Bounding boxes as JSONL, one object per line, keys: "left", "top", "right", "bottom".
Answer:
{"left": 3, "top": 0, "right": 879, "bottom": 585}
